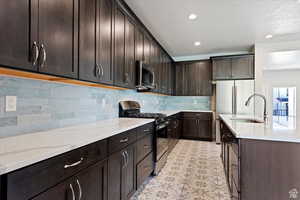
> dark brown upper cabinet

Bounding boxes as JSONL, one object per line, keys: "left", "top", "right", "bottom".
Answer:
{"left": 175, "top": 60, "right": 212, "bottom": 96}
{"left": 212, "top": 54, "right": 254, "bottom": 80}
{"left": 135, "top": 27, "right": 144, "bottom": 62}
{"left": 124, "top": 17, "right": 136, "bottom": 88}
{"left": 143, "top": 34, "right": 151, "bottom": 65}
{"left": 0, "top": 0, "right": 34, "bottom": 71}
{"left": 114, "top": 4, "right": 135, "bottom": 89}
{"left": 36, "top": 0, "right": 78, "bottom": 78}
{"left": 79, "top": 0, "right": 113, "bottom": 84}
{"left": 212, "top": 57, "right": 232, "bottom": 80}
{"left": 0, "top": 0, "right": 78, "bottom": 78}
{"left": 231, "top": 55, "right": 254, "bottom": 79}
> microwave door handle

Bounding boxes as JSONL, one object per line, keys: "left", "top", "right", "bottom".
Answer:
{"left": 139, "top": 64, "right": 143, "bottom": 87}
{"left": 152, "top": 72, "right": 156, "bottom": 88}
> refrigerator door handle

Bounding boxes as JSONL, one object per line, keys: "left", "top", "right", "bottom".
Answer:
{"left": 232, "top": 85, "right": 237, "bottom": 115}
{"left": 232, "top": 86, "right": 235, "bottom": 114}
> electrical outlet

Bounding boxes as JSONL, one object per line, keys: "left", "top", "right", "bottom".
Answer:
{"left": 5, "top": 96, "right": 17, "bottom": 112}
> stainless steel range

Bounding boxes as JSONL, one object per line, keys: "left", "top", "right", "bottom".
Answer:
{"left": 119, "top": 101, "right": 169, "bottom": 175}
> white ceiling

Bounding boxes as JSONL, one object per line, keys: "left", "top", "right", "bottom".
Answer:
{"left": 124, "top": 0, "right": 300, "bottom": 60}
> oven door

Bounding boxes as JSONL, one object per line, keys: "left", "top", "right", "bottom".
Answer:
{"left": 156, "top": 125, "right": 169, "bottom": 162}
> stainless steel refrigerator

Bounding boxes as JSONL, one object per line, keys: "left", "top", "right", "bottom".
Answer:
{"left": 215, "top": 80, "right": 255, "bottom": 143}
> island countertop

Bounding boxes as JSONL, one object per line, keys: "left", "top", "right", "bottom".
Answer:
{"left": 219, "top": 114, "right": 300, "bottom": 143}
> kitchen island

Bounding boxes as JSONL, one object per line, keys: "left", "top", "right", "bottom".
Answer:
{"left": 219, "top": 114, "right": 300, "bottom": 200}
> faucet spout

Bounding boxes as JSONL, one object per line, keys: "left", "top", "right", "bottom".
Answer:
{"left": 245, "top": 93, "right": 268, "bottom": 122}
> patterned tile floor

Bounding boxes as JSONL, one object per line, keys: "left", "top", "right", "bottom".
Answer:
{"left": 131, "top": 140, "right": 231, "bottom": 200}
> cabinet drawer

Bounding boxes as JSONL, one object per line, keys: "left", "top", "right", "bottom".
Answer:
{"left": 108, "top": 129, "right": 137, "bottom": 154}
{"left": 5, "top": 139, "right": 108, "bottom": 200}
{"left": 136, "top": 122, "right": 154, "bottom": 139}
{"left": 137, "top": 152, "right": 154, "bottom": 188}
{"left": 182, "top": 112, "right": 212, "bottom": 120}
{"left": 136, "top": 134, "right": 153, "bottom": 163}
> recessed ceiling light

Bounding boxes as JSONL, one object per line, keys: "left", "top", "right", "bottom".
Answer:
{"left": 188, "top": 14, "right": 198, "bottom": 20}
{"left": 194, "top": 41, "right": 201, "bottom": 46}
{"left": 265, "top": 34, "right": 273, "bottom": 39}
{"left": 297, "top": 0, "right": 300, "bottom": 3}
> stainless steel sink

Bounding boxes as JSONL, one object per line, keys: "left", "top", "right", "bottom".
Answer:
{"left": 230, "top": 118, "right": 264, "bottom": 123}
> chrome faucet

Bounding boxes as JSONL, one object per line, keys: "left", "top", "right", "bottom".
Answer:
{"left": 245, "top": 93, "right": 268, "bottom": 122}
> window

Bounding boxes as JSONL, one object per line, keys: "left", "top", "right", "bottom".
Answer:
{"left": 272, "top": 87, "right": 296, "bottom": 129}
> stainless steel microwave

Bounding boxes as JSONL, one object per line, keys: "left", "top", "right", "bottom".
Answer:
{"left": 136, "top": 61, "right": 155, "bottom": 92}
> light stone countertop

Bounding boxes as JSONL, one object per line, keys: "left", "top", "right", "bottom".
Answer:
{"left": 0, "top": 110, "right": 214, "bottom": 175}
{"left": 0, "top": 118, "right": 154, "bottom": 175}
{"left": 160, "top": 110, "right": 213, "bottom": 117}
{"left": 219, "top": 114, "right": 300, "bottom": 143}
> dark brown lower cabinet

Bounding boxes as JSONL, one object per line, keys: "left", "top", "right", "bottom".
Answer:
{"left": 108, "top": 144, "right": 136, "bottom": 200}
{"left": 220, "top": 119, "right": 300, "bottom": 200}
{"left": 32, "top": 160, "right": 108, "bottom": 200}
{"left": 167, "top": 115, "right": 181, "bottom": 152}
{"left": 181, "top": 112, "right": 212, "bottom": 141}
{"left": 136, "top": 152, "right": 154, "bottom": 188}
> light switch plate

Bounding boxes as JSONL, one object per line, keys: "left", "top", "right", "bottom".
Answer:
{"left": 5, "top": 96, "right": 17, "bottom": 112}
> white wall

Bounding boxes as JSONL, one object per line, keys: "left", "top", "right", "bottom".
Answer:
{"left": 255, "top": 39, "right": 300, "bottom": 118}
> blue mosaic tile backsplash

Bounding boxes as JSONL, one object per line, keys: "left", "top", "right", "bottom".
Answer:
{"left": 0, "top": 76, "right": 211, "bottom": 138}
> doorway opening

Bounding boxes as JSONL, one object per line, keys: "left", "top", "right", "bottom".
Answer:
{"left": 272, "top": 87, "right": 296, "bottom": 129}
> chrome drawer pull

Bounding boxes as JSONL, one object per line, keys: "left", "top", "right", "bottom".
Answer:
{"left": 144, "top": 129, "right": 150, "bottom": 132}
{"left": 120, "top": 138, "right": 129, "bottom": 143}
{"left": 64, "top": 157, "right": 83, "bottom": 169}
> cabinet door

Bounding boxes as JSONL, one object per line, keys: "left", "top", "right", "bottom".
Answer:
{"left": 97, "top": 0, "right": 113, "bottom": 84}
{"left": 75, "top": 161, "right": 108, "bottom": 200}
{"left": 231, "top": 55, "right": 254, "bottom": 79}
{"left": 108, "top": 145, "right": 136, "bottom": 200}
{"left": 121, "top": 145, "right": 136, "bottom": 200}
{"left": 114, "top": 7, "right": 125, "bottom": 86}
{"left": 79, "top": 0, "right": 112, "bottom": 84}
{"left": 33, "top": 161, "right": 107, "bottom": 200}
{"left": 124, "top": 17, "right": 135, "bottom": 88}
{"left": 182, "top": 119, "right": 199, "bottom": 138}
{"left": 79, "top": 0, "right": 97, "bottom": 82}
{"left": 197, "top": 120, "right": 212, "bottom": 140}
{"left": 212, "top": 58, "right": 232, "bottom": 80}
{"left": 143, "top": 35, "right": 151, "bottom": 64}
{"left": 0, "top": 0, "right": 36, "bottom": 71}
{"left": 195, "top": 61, "right": 212, "bottom": 96}
{"left": 38, "top": 0, "right": 78, "bottom": 78}
{"left": 135, "top": 28, "right": 144, "bottom": 62}
{"left": 175, "top": 63, "right": 184, "bottom": 96}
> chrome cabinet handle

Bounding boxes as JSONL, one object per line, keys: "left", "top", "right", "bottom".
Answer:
{"left": 122, "top": 152, "right": 126, "bottom": 168}
{"left": 100, "top": 63, "right": 104, "bottom": 77}
{"left": 120, "top": 138, "right": 129, "bottom": 143}
{"left": 39, "top": 44, "right": 46, "bottom": 68}
{"left": 64, "top": 157, "right": 83, "bottom": 169}
{"left": 95, "top": 64, "right": 100, "bottom": 77}
{"left": 124, "top": 73, "right": 129, "bottom": 83}
{"left": 31, "top": 41, "right": 39, "bottom": 66}
{"left": 125, "top": 151, "right": 129, "bottom": 167}
{"left": 76, "top": 179, "right": 82, "bottom": 200}
{"left": 69, "top": 184, "right": 75, "bottom": 200}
